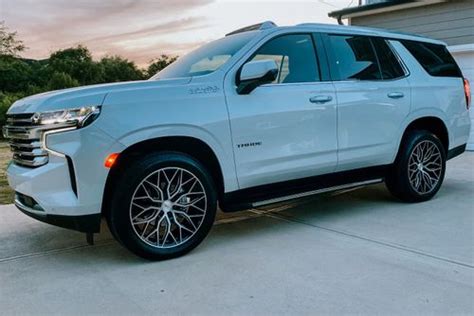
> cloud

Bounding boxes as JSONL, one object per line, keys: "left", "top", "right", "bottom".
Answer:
{"left": 1, "top": 0, "right": 213, "bottom": 65}
{"left": 0, "top": 0, "right": 342, "bottom": 67}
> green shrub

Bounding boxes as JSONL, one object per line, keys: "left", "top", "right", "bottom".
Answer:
{"left": 47, "top": 72, "right": 80, "bottom": 90}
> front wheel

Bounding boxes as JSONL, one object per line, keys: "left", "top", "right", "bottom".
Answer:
{"left": 386, "top": 130, "right": 446, "bottom": 202}
{"left": 107, "top": 152, "right": 217, "bottom": 260}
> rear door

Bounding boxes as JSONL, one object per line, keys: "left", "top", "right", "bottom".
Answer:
{"left": 323, "top": 34, "right": 411, "bottom": 171}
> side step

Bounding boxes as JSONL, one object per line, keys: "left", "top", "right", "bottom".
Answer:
{"left": 251, "top": 179, "right": 383, "bottom": 207}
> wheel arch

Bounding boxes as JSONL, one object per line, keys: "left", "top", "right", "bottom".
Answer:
{"left": 101, "top": 136, "right": 226, "bottom": 217}
{"left": 398, "top": 116, "right": 449, "bottom": 156}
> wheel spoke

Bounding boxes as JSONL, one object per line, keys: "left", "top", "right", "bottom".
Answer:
{"left": 169, "top": 169, "right": 184, "bottom": 199}
{"left": 415, "top": 172, "right": 422, "bottom": 190}
{"left": 131, "top": 207, "right": 157, "bottom": 222}
{"left": 424, "top": 166, "right": 441, "bottom": 174}
{"left": 145, "top": 215, "right": 165, "bottom": 241}
{"left": 173, "top": 210, "right": 198, "bottom": 230}
{"left": 141, "top": 221, "right": 152, "bottom": 238}
{"left": 177, "top": 193, "right": 205, "bottom": 204}
{"left": 159, "top": 216, "right": 172, "bottom": 247}
{"left": 175, "top": 202, "right": 206, "bottom": 213}
{"left": 166, "top": 169, "right": 180, "bottom": 198}
{"left": 140, "top": 180, "right": 163, "bottom": 202}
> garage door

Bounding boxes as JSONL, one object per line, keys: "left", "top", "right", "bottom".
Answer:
{"left": 450, "top": 44, "right": 474, "bottom": 151}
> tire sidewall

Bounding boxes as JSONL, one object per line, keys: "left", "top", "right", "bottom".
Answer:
{"left": 109, "top": 152, "right": 217, "bottom": 260}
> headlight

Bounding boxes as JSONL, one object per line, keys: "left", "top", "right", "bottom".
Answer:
{"left": 32, "top": 105, "right": 101, "bottom": 128}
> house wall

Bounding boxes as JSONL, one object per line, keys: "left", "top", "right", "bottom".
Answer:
{"left": 350, "top": 0, "right": 474, "bottom": 46}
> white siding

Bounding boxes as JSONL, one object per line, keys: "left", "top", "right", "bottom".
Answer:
{"left": 350, "top": 0, "right": 474, "bottom": 46}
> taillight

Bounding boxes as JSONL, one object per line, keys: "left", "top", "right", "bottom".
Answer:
{"left": 464, "top": 78, "right": 471, "bottom": 110}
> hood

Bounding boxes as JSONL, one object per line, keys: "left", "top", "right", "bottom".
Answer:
{"left": 7, "top": 77, "right": 191, "bottom": 114}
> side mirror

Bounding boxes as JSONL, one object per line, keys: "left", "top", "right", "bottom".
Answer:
{"left": 237, "top": 59, "right": 278, "bottom": 94}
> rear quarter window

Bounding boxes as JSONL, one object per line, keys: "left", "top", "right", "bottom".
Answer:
{"left": 401, "top": 40, "right": 462, "bottom": 78}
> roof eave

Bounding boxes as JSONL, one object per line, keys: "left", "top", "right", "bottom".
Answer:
{"left": 329, "top": 0, "right": 446, "bottom": 20}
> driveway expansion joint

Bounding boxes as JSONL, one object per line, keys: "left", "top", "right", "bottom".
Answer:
{"left": 250, "top": 209, "right": 474, "bottom": 269}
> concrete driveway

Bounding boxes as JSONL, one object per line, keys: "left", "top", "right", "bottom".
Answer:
{"left": 1, "top": 153, "right": 473, "bottom": 315}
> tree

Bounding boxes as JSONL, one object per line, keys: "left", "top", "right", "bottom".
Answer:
{"left": 99, "top": 55, "right": 145, "bottom": 83}
{"left": 147, "top": 54, "right": 177, "bottom": 78}
{"left": 0, "top": 55, "right": 32, "bottom": 93}
{"left": 0, "top": 92, "right": 25, "bottom": 127}
{"left": 47, "top": 72, "right": 80, "bottom": 90}
{"left": 47, "top": 45, "right": 102, "bottom": 85}
{"left": 0, "top": 21, "right": 26, "bottom": 57}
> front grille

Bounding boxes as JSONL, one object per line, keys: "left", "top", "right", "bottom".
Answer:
{"left": 3, "top": 113, "right": 49, "bottom": 167}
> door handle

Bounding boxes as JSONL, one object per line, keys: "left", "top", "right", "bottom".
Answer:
{"left": 309, "top": 95, "right": 333, "bottom": 104}
{"left": 387, "top": 92, "right": 404, "bottom": 99}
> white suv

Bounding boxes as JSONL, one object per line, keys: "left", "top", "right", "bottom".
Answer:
{"left": 4, "top": 22, "right": 471, "bottom": 260}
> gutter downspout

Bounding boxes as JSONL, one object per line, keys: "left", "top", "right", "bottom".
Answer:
{"left": 337, "top": 15, "right": 344, "bottom": 25}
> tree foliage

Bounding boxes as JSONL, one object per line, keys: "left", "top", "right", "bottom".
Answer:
{"left": 47, "top": 72, "right": 80, "bottom": 90}
{"left": 0, "top": 92, "right": 23, "bottom": 126}
{"left": 47, "top": 46, "right": 103, "bottom": 85}
{"left": 0, "top": 55, "right": 32, "bottom": 93}
{"left": 0, "top": 21, "right": 26, "bottom": 57}
{"left": 147, "top": 55, "right": 177, "bottom": 78}
{"left": 99, "top": 55, "right": 145, "bottom": 82}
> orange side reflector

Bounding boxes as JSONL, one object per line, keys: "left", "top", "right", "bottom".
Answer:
{"left": 104, "top": 153, "right": 119, "bottom": 168}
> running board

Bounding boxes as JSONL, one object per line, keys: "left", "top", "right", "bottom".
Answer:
{"left": 251, "top": 179, "right": 383, "bottom": 207}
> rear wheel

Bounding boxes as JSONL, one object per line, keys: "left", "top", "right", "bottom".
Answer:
{"left": 107, "top": 152, "right": 217, "bottom": 260}
{"left": 386, "top": 130, "right": 446, "bottom": 202}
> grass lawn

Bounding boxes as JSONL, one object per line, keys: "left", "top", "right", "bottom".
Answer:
{"left": 0, "top": 142, "right": 14, "bottom": 204}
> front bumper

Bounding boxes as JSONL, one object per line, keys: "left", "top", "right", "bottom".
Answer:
{"left": 15, "top": 192, "right": 101, "bottom": 232}
{"left": 7, "top": 125, "right": 125, "bottom": 232}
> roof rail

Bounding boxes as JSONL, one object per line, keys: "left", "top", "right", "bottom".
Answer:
{"left": 297, "top": 23, "right": 331, "bottom": 27}
{"left": 225, "top": 21, "right": 277, "bottom": 36}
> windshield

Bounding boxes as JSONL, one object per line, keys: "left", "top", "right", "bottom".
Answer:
{"left": 151, "top": 31, "right": 258, "bottom": 80}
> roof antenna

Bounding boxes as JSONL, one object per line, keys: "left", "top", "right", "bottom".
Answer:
{"left": 226, "top": 21, "right": 277, "bottom": 36}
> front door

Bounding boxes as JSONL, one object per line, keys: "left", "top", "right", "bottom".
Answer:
{"left": 225, "top": 33, "right": 338, "bottom": 189}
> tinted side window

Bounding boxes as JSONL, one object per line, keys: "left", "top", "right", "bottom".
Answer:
{"left": 372, "top": 38, "right": 405, "bottom": 79}
{"left": 401, "top": 40, "right": 462, "bottom": 77}
{"left": 250, "top": 34, "right": 320, "bottom": 84}
{"left": 329, "top": 35, "right": 382, "bottom": 80}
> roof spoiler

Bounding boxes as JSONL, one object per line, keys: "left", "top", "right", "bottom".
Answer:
{"left": 226, "top": 21, "right": 277, "bottom": 36}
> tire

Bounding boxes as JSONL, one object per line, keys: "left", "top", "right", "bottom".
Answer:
{"left": 107, "top": 151, "right": 217, "bottom": 260}
{"left": 386, "top": 130, "right": 446, "bottom": 203}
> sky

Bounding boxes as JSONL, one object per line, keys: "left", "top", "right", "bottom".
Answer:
{"left": 0, "top": 0, "right": 355, "bottom": 66}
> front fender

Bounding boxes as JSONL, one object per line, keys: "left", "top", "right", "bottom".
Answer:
{"left": 113, "top": 124, "right": 239, "bottom": 193}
